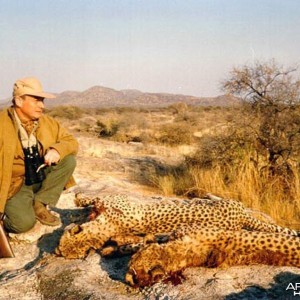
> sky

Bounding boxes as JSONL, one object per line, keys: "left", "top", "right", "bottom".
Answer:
{"left": 0, "top": 0, "right": 300, "bottom": 99}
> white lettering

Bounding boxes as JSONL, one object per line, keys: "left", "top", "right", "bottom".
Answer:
{"left": 294, "top": 291, "right": 300, "bottom": 296}
{"left": 286, "top": 283, "right": 296, "bottom": 290}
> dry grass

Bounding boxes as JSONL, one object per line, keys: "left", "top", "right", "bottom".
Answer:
{"left": 151, "top": 155, "right": 300, "bottom": 229}
{"left": 149, "top": 168, "right": 193, "bottom": 197}
{"left": 47, "top": 104, "right": 300, "bottom": 228}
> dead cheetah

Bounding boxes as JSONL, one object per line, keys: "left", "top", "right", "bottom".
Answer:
{"left": 56, "top": 193, "right": 299, "bottom": 261}
{"left": 125, "top": 225, "right": 300, "bottom": 287}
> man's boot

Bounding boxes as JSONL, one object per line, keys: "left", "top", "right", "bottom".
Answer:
{"left": 33, "top": 201, "right": 61, "bottom": 226}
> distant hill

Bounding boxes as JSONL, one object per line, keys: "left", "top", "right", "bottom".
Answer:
{"left": 0, "top": 86, "right": 241, "bottom": 108}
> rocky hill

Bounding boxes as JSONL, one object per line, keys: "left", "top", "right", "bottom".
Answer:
{"left": 0, "top": 86, "right": 240, "bottom": 108}
{"left": 46, "top": 86, "right": 240, "bottom": 108}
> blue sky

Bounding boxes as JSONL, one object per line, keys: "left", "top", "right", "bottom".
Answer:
{"left": 0, "top": 0, "right": 300, "bottom": 99}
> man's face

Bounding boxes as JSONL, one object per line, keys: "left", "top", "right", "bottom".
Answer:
{"left": 15, "top": 95, "right": 45, "bottom": 121}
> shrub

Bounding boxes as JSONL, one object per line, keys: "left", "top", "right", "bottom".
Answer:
{"left": 96, "top": 119, "right": 119, "bottom": 137}
{"left": 223, "top": 60, "right": 300, "bottom": 177}
{"left": 47, "top": 106, "right": 85, "bottom": 120}
{"left": 157, "top": 123, "right": 194, "bottom": 146}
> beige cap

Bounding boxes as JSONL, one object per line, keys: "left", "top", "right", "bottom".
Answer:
{"left": 13, "top": 77, "right": 56, "bottom": 99}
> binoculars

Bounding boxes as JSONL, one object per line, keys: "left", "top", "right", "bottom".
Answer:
{"left": 23, "top": 145, "right": 46, "bottom": 185}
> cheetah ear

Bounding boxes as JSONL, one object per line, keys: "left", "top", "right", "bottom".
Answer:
{"left": 69, "top": 225, "right": 82, "bottom": 235}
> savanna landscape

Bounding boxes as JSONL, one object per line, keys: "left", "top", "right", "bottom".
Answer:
{"left": 1, "top": 61, "right": 300, "bottom": 299}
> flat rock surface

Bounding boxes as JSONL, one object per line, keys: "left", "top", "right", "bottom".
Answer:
{"left": 1, "top": 136, "right": 300, "bottom": 300}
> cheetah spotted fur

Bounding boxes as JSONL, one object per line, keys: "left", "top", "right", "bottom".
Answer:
{"left": 56, "top": 193, "right": 300, "bottom": 286}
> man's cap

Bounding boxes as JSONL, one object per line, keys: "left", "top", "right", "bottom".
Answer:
{"left": 13, "top": 77, "right": 56, "bottom": 99}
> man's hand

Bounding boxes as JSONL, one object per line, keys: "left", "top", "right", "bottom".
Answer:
{"left": 44, "top": 149, "right": 60, "bottom": 166}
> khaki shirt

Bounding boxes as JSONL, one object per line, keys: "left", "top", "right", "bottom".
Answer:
{"left": 7, "top": 137, "right": 24, "bottom": 199}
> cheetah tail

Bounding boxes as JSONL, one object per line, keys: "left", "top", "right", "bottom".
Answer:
{"left": 243, "top": 214, "right": 298, "bottom": 236}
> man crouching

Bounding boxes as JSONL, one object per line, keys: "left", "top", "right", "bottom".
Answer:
{"left": 0, "top": 77, "right": 78, "bottom": 233}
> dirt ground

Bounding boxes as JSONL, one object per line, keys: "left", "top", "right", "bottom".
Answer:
{"left": 1, "top": 134, "right": 300, "bottom": 300}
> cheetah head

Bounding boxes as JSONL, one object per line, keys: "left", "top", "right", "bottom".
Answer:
{"left": 125, "top": 243, "right": 168, "bottom": 287}
{"left": 56, "top": 216, "right": 117, "bottom": 259}
{"left": 55, "top": 224, "right": 93, "bottom": 259}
